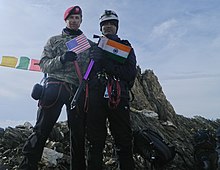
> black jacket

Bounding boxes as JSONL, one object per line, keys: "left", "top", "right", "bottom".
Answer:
{"left": 89, "top": 34, "right": 137, "bottom": 99}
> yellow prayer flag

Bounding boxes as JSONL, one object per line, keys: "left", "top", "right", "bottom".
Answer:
{"left": 0, "top": 56, "right": 18, "bottom": 68}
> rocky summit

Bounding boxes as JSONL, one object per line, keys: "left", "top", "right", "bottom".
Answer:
{"left": 0, "top": 68, "right": 219, "bottom": 170}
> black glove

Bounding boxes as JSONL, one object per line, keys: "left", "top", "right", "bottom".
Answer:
{"left": 60, "top": 51, "right": 77, "bottom": 64}
{"left": 90, "top": 46, "right": 103, "bottom": 62}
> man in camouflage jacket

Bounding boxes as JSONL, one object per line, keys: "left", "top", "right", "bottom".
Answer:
{"left": 19, "top": 6, "right": 93, "bottom": 170}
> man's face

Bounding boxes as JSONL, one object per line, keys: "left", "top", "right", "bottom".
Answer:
{"left": 66, "top": 14, "right": 82, "bottom": 30}
{"left": 101, "top": 21, "right": 117, "bottom": 35}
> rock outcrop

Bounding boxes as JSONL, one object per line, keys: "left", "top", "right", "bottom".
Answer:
{"left": 131, "top": 67, "right": 176, "bottom": 122}
{"left": 0, "top": 68, "right": 219, "bottom": 170}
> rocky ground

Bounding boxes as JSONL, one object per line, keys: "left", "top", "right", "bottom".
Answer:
{"left": 0, "top": 109, "right": 219, "bottom": 170}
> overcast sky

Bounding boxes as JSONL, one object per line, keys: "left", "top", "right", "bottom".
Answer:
{"left": 0, "top": 0, "right": 219, "bottom": 128}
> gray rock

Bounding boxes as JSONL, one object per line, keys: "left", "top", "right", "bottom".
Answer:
{"left": 0, "top": 127, "right": 4, "bottom": 138}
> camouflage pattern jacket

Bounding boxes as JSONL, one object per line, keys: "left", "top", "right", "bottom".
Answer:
{"left": 39, "top": 29, "right": 95, "bottom": 86}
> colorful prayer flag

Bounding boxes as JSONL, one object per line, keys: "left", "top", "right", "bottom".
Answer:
{"left": 66, "top": 34, "right": 91, "bottom": 54}
{"left": 29, "top": 59, "right": 41, "bottom": 72}
{"left": 0, "top": 56, "right": 41, "bottom": 72}
{"left": 0, "top": 56, "right": 18, "bottom": 68}
{"left": 98, "top": 37, "right": 131, "bottom": 63}
{"left": 16, "top": 56, "right": 30, "bottom": 70}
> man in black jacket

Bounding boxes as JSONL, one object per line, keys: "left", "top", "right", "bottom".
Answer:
{"left": 87, "top": 10, "right": 137, "bottom": 170}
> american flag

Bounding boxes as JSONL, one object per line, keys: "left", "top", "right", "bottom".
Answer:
{"left": 66, "top": 34, "right": 91, "bottom": 54}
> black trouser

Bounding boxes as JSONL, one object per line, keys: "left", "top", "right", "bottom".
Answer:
{"left": 19, "top": 79, "right": 86, "bottom": 170}
{"left": 86, "top": 85, "right": 134, "bottom": 170}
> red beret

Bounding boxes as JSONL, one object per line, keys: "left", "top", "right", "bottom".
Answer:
{"left": 64, "top": 6, "right": 82, "bottom": 20}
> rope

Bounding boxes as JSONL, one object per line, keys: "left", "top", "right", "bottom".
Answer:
{"left": 107, "top": 78, "right": 121, "bottom": 109}
{"left": 73, "top": 61, "right": 82, "bottom": 83}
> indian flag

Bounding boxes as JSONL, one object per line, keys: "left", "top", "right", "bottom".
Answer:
{"left": 98, "top": 36, "right": 131, "bottom": 63}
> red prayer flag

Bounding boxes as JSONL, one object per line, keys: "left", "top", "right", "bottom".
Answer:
{"left": 29, "top": 59, "right": 41, "bottom": 72}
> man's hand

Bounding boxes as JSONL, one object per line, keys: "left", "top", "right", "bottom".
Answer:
{"left": 60, "top": 51, "right": 77, "bottom": 64}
